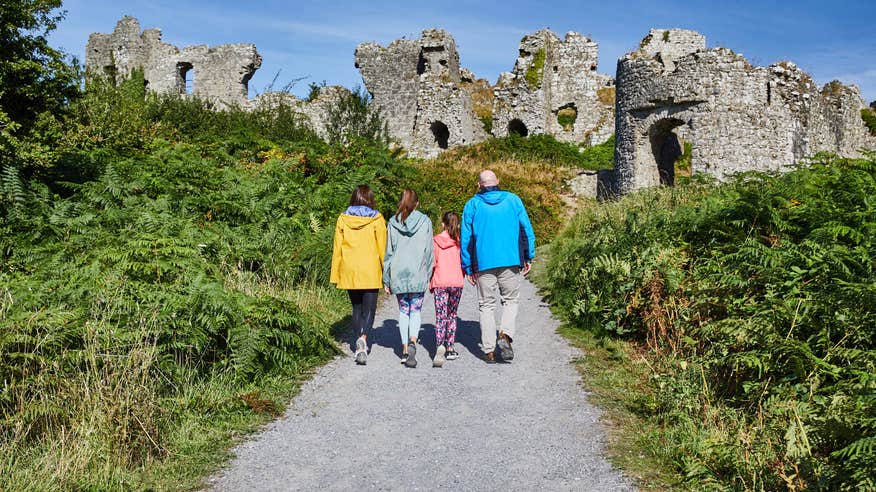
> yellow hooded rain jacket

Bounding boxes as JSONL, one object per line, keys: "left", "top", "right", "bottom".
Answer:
{"left": 330, "top": 213, "right": 387, "bottom": 289}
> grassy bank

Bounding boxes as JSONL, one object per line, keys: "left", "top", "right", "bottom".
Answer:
{"left": 538, "top": 153, "right": 876, "bottom": 490}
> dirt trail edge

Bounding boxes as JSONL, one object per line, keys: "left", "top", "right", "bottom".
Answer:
{"left": 210, "top": 278, "right": 635, "bottom": 491}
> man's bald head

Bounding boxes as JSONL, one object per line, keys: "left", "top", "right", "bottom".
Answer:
{"left": 478, "top": 170, "right": 499, "bottom": 188}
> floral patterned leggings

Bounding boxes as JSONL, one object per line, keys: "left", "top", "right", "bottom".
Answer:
{"left": 433, "top": 287, "right": 463, "bottom": 347}
{"left": 396, "top": 292, "right": 425, "bottom": 345}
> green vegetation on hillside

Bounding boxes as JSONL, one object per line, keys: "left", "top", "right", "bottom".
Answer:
{"left": 540, "top": 154, "right": 876, "bottom": 490}
{"left": 862, "top": 108, "right": 876, "bottom": 136}
{"left": 0, "top": 69, "right": 406, "bottom": 487}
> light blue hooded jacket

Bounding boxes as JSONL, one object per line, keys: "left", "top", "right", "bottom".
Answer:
{"left": 460, "top": 189, "right": 536, "bottom": 274}
{"left": 383, "top": 210, "right": 434, "bottom": 294}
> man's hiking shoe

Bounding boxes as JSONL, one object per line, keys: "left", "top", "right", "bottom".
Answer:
{"left": 481, "top": 351, "right": 496, "bottom": 364}
{"left": 445, "top": 349, "right": 459, "bottom": 360}
{"left": 405, "top": 343, "right": 418, "bottom": 368}
{"left": 355, "top": 338, "right": 367, "bottom": 365}
{"left": 497, "top": 333, "right": 514, "bottom": 361}
{"left": 433, "top": 345, "right": 446, "bottom": 368}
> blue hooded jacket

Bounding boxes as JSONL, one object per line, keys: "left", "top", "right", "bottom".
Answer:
{"left": 460, "top": 189, "right": 536, "bottom": 274}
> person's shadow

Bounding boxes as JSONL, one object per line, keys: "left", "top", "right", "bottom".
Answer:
{"left": 369, "top": 318, "right": 482, "bottom": 361}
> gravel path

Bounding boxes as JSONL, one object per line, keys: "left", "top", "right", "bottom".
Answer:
{"left": 210, "top": 278, "right": 635, "bottom": 491}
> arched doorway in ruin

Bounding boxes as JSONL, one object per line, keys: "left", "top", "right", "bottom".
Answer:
{"left": 430, "top": 121, "right": 450, "bottom": 150}
{"left": 508, "top": 119, "right": 528, "bottom": 137}
{"left": 648, "top": 118, "right": 686, "bottom": 186}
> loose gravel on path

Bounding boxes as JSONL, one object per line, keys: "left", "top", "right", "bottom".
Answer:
{"left": 210, "top": 278, "right": 635, "bottom": 491}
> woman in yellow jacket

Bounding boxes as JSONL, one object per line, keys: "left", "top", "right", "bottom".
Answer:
{"left": 330, "top": 185, "right": 387, "bottom": 365}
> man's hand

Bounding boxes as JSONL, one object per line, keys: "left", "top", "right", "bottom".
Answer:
{"left": 522, "top": 262, "right": 532, "bottom": 276}
{"left": 466, "top": 273, "right": 478, "bottom": 285}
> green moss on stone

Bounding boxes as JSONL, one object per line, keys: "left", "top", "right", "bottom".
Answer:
{"left": 525, "top": 48, "right": 546, "bottom": 89}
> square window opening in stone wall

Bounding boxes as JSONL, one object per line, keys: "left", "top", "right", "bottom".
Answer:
{"left": 177, "top": 62, "right": 194, "bottom": 94}
{"left": 648, "top": 118, "right": 686, "bottom": 186}
{"left": 430, "top": 121, "right": 450, "bottom": 149}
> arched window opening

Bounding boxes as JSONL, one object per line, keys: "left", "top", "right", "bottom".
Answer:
{"left": 430, "top": 121, "right": 449, "bottom": 149}
{"left": 508, "top": 119, "right": 528, "bottom": 137}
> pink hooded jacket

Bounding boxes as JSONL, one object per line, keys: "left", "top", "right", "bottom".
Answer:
{"left": 430, "top": 230, "right": 464, "bottom": 290}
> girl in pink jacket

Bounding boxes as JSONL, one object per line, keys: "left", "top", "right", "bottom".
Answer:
{"left": 430, "top": 212, "right": 465, "bottom": 367}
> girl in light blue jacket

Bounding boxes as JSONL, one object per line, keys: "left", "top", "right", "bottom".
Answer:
{"left": 383, "top": 189, "right": 434, "bottom": 368}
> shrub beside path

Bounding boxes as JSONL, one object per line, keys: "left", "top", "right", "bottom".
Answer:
{"left": 210, "top": 278, "right": 635, "bottom": 491}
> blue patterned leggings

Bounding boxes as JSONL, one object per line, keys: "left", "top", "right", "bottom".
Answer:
{"left": 396, "top": 292, "right": 425, "bottom": 345}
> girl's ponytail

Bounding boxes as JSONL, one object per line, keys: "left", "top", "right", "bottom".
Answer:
{"left": 442, "top": 211, "right": 460, "bottom": 243}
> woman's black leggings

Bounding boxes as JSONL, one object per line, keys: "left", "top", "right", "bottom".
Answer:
{"left": 348, "top": 289, "right": 378, "bottom": 337}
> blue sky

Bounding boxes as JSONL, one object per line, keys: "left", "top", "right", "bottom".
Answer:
{"left": 50, "top": 0, "right": 876, "bottom": 103}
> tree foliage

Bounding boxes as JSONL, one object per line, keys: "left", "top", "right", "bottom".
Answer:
{"left": 0, "top": 0, "right": 80, "bottom": 135}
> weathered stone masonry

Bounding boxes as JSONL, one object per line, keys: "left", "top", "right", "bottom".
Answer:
{"left": 613, "top": 29, "right": 875, "bottom": 195}
{"left": 355, "top": 29, "right": 489, "bottom": 158}
{"left": 88, "top": 18, "right": 874, "bottom": 186}
{"left": 354, "top": 28, "right": 616, "bottom": 157}
{"left": 493, "top": 29, "right": 615, "bottom": 146}
{"left": 86, "top": 16, "right": 261, "bottom": 108}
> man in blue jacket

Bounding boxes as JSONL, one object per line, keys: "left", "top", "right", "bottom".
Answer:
{"left": 461, "top": 169, "right": 536, "bottom": 363}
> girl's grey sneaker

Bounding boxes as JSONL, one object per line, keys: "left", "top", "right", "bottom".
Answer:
{"left": 405, "top": 343, "right": 417, "bottom": 368}
{"left": 355, "top": 337, "right": 367, "bottom": 365}
{"left": 433, "top": 345, "right": 446, "bottom": 367}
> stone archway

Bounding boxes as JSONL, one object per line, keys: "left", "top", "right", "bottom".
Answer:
{"left": 508, "top": 119, "right": 528, "bottom": 137}
{"left": 430, "top": 121, "right": 450, "bottom": 149}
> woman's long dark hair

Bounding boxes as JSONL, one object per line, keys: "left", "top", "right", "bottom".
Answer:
{"left": 395, "top": 189, "right": 418, "bottom": 224}
{"left": 442, "top": 211, "right": 460, "bottom": 243}
{"left": 350, "top": 185, "right": 376, "bottom": 208}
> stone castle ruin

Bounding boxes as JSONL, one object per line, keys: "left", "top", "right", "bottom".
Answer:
{"left": 86, "top": 17, "right": 352, "bottom": 140}
{"left": 86, "top": 17, "right": 262, "bottom": 108}
{"left": 87, "top": 18, "right": 874, "bottom": 194}
{"left": 354, "top": 29, "right": 490, "bottom": 159}
{"left": 354, "top": 28, "right": 616, "bottom": 157}
{"left": 492, "top": 29, "right": 615, "bottom": 145}
{"left": 613, "top": 29, "right": 875, "bottom": 194}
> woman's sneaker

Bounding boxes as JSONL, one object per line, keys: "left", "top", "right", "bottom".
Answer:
{"left": 405, "top": 343, "right": 418, "bottom": 368}
{"left": 355, "top": 337, "right": 367, "bottom": 365}
{"left": 400, "top": 353, "right": 408, "bottom": 364}
{"left": 445, "top": 345, "right": 459, "bottom": 360}
{"left": 433, "top": 345, "right": 446, "bottom": 368}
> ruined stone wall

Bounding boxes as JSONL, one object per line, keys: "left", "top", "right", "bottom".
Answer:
{"left": 86, "top": 16, "right": 261, "bottom": 108}
{"left": 614, "top": 29, "right": 875, "bottom": 195}
{"left": 355, "top": 29, "right": 487, "bottom": 158}
{"left": 493, "top": 29, "right": 615, "bottom": 145}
